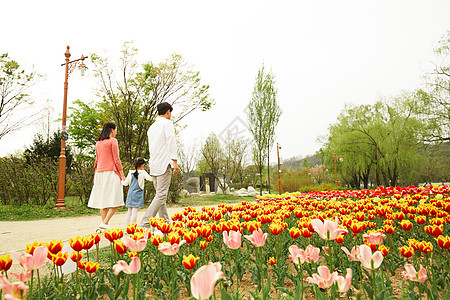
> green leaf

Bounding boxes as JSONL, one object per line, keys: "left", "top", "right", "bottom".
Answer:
{"left": 221, "top": 286, "right": 233, "bottom": 300}
{"left": 362, "top": 282, "right": 374, "bottom": 300}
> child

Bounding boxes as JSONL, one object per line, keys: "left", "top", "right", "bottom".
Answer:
{"left": 121, "top": 157, "right": 152, "bottom": 225}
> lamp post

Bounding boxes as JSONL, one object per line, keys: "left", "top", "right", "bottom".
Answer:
{"left": 277, "top": 143, "right": 282, "bottom": 195}
{"left": 54, "top": 46, "right": 88, "bottom": 209}
{"left": 334, "top": 152, "right": 343, "bottom": 190}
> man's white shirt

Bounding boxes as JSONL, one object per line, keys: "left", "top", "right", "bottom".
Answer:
{"left": 148, "top": 116, "right": 178, "bottom": 176}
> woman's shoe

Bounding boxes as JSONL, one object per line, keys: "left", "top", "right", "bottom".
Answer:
{"left": 99, "top": 223, "right": 111, "bottom": 230}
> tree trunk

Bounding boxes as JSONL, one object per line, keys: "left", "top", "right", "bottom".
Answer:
{"left": 267, "top": 143, "right": 271, "bottom": 194}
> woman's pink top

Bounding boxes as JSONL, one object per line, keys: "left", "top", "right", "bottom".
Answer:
{"left": 94, "top": 137, "right": 123, "bottom": 177}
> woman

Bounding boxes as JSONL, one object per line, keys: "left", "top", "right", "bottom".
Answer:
{"left": 88, "top": 122, "right": 126, "bottom": 230}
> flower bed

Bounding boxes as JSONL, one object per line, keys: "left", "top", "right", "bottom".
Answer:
{"left": 0, "top": 185, "right": 449, "bottom": 299}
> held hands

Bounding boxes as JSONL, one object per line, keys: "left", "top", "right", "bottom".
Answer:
{"left": 173, "top": 161, "right": 180, "bottom": 175}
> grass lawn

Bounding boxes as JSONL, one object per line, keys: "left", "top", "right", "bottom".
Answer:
{"left": 0, "top": 194, "right": 255, "bottom": 221}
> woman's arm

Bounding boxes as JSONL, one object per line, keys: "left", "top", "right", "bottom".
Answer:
{"left": 122, "top": 171, "right": 132, "bottom": 186}
{"left": 111, "top": 138, "right": 125, "bottom": 180}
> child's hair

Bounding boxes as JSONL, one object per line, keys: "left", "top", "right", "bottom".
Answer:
{"left": 133, "top": 157, "right": 146, "bottom": 179}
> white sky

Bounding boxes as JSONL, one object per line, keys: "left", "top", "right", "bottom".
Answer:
{"left": 1, "top": 0, "right": 450, "bottom": 162}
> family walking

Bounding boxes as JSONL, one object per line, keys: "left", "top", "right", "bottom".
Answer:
{"left": 87, "top": 102, "right": 180, "bottom": 230}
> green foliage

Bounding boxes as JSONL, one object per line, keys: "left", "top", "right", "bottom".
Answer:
{"left": 0, "top": 53, "right": 41, "bottom": 139}
{"left": 67, "top": 99, "right": 102, "bottom": 156}
{"left": 24, "top": 131, "right": 73, "bottom": 169}
{"left": 248, "top": 64, "right": 281, "bottom": 195}
{"left": 79, "top": 42, "right": 214, "bottom": 161}
{"left": 0, "top": 155, "right": 58, "bottom": 206}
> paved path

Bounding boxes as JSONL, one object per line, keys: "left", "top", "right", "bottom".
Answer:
{"left": 0, "top": 206, "right": 208, "bottom": 255}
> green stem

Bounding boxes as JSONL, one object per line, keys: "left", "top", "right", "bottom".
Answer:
{"left": 299, "top": 262, "right": 304, "bottom": 299}
{"left": 171, "top": 256, "right": 175, "bottom": 300}
{"left": 30, "top": 269, "right": 34, "bottom": 299}
{"left": 371, "top": 267, "right": 376, "bottom": 300}
{"left": 235, "top": 249, "right": 239, "bottom": 300}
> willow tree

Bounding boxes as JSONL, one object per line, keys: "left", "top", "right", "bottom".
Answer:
{"left": 247, "top": 65, "right": 281, "bottom": 195}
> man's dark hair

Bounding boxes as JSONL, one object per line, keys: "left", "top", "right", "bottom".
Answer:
{"left": 98, "top": 122, "right": 116, "bottom": 141}
{"left": 157, "top": 102, "right": 173, "bottom": 116}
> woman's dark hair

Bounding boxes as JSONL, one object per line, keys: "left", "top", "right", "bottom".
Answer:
{"left": 133, "top": 157, "right": 146, "bottom": 179}
{"left": 98, "top": 122, "right": 116, "bottom": 141}
{"left": 157, "top": 102, "right": 173, "bottom": 115}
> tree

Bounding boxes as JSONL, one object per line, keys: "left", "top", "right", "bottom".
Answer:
{"left": 87, "top": 42, "right": 214, "bottom": 161}
{"left": 323, "top": 94, "right": 425, "bottom": 188}
{"left": 68, "top": 99, "right": 103, "bottom": 156}
{"left": 0, "top": 53, "right": 41, "bottom": 140}
{"left": 177, "top": 140, "right": 199, "bottom": 173}
{"left": 200, "top": 133, "right": 229, "bottom": 193}
{"left": 247, "top": 65, "right": 281, "bottom": 195}
{"left": 417, "top": 30, "right": 450, "bottom": 143}
{"left": 24, "top": 131, "right": 73, "bottom": 170}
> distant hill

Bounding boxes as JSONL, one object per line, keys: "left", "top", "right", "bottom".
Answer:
{"left": 276, "top": 153, "right": 322, "bottom": 171}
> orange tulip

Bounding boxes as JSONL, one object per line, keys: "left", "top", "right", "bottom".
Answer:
{"left": 200, "top": 241, "right": 208, "bottom": 249}
{"left": 182, "top": 254, "right": 200, "bottom": 270}
{"left": 289, "top": 228, "right": 301, "bottom": 239}
{"left": 415, "top": 215, "right": 427, "bottom": 225}
{"left": 335, "top": 235, "right": 344, "bottom": 244}
{"left": 129, "top": 252, "right": 138, "bottom": 259}
{"left": 301, "top": 228, "right": 313, "bottom": 238}
{"left": 378, "top": 245, "right": 389, "bottom": 257}
{"left": 70, "top": 251, "right": 83, "bottom": 262}
{"left": 85, "top": 261, "right": 99, "bottom": 273}
{"left": 269, "top": 223, "right": 284, "bottom": 236}
{"left": 198, "top": 225, "right": 213, "bottom": 238}
{"left": 436, "top": 235, "right": 450, "bottom": 249}
{"left": 25, "top": 241, "right": 44, "bottom": 255}
{"left": 46, "top": 239, "right": 63, "bottom": 255}
{"left": 83, "top": 235, "right": 95, "bottom": 251}
{"left": 407, "top": 239, "right": 420, "bottom": 251}
{"left": 205, "top": 235, "right": 213, "bottom": 243}
{"left": 104, "top": 228, "right": 124, "bottom": 243}
{"left": 52, "top": 252, "right": 68, "bottom": 266}
{"left": 184, "top": 231, "right": 198, "bottom": 244}
{"left": 384, "top": 225, "right": 395, "bottom": 235}
{"left": 400, "top": 220, "right": 412, "bottom": 231}
{"left": 91, "top": 233, "right": 101, "bottom": 244}
{"left": 69, "top": 236, "right": 85, "bottom": 252}
{"left": 399, "top": 245, "right": 414, "bottom": 258}
{"left": 168, "top": 232, "right": 181, "bottom": 245}
{"left": 158, "top": 222, "right": 172, "bottom": 234}
{"left": 114, "top": 240, "right": 128, "bottom": 255}
{"left": 268, "top": 257, "right": 277, "bottom": 265}
{"left": 424, "top": 225, "right": 443, "bottom": 238}
{"left": 0, "top": 254, "right": 13, "bottom": 272}
{"left": 418, "top": 241, "right": 433, "bottom": 254}
{"left": 349, "top": 222, "right": 364, "bottom": 236}
{"left": 126, "top": 223, "right": 138, "bottom": 235}
{"left": 246, "top": 221, "right": 261, "bottom": 233}
{"left": 151, "top": 235, "right": 162, "bottom": 247}
{"left": 78, "top": 260, "right": 86, "bottom": 270}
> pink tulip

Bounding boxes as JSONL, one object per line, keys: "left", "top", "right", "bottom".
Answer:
{"left": 288, "top": 245, "right": 306, "bottom": 264}
{"left": 0, "top": 274, "right": 29, "bottom": 300}
{"left": 122, "top": 237, "right": 148, "bottom": 252}
{"left": 244, "top": 228, "right": 267, "bottom": 247}
{"left": 190, "top": 262, "right": 226, "bottom": 299}
{"left": 306, "top": 266, "right": 338, "bottom": 289}
{"left": 304, "top": 245, "right": 320, "bottom": 263}
{"left": 10, "top": 271, "right": 32, "bottom": 282}
{"left": 113, "top": 256, "right": 141, "bottom": 275}
{"left": 12, "top": 246, "right": 48, "bottom": 271}
{"left": 362, "top": 232, "right": 386, "bottom": 245}
{"left": 311, "top": 217, "right": 348, "bottom": 240}
{"left": 341, "top": 246, "right": 360, "bottom": 261}
{"left": 402, "top": 263, "right": 427, "bottom": 283}
{"left": 223, "top": 230, "right": 242, "bottom": 249}
{"left": 335, "top": 268, "right": 352, "bottom": 292}
{"left": 158, "top": 240, "right": 186, "bottom": 256}
{"left": 358, "top": 244, "right": 384, "bottom": 270}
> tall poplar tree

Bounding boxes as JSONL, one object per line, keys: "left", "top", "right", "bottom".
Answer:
{"left": 247, "top": 65, "right": 281, "bottom": 195}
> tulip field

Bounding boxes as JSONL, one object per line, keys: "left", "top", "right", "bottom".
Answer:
{"left": 1, "top": 185, "right": 449, "bottom": 299}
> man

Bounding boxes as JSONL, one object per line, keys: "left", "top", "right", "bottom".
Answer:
{"left": 139, "top": 102, "right": 179, "bottom": 228}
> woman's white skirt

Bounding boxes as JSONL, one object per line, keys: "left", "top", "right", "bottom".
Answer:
{"left": 88, "top": 171, "right": 124, "bottom": 209}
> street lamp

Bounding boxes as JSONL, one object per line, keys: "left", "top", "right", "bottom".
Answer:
{"left": 277, "top": 143, "right": 282, "bottom": 195}
{"left": 54, "top": 46, "right": 88, "bottom": 209}
{"left": 334, "top": 152, "right": 343, "bottom": 190}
